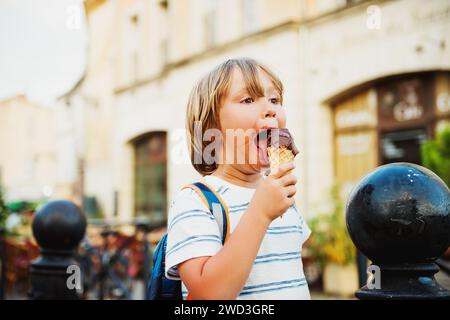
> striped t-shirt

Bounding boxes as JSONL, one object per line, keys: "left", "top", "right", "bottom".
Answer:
{"left": 165, "top": 174, "right": 312, "bottom": 300}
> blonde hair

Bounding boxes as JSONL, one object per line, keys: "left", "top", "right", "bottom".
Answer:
{"left": 186, "top": 58, "right": 284, "bottom": 176}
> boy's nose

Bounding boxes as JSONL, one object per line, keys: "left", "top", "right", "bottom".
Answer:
{"left": 264, "top": 107, "right": 277, "bottom": 118}
{"left": 263, "top": 105, "right": 277, "bottom": 118}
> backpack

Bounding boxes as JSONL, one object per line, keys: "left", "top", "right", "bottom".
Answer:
{"left": 146, "top": 181, "right": 230, "bottom": 300}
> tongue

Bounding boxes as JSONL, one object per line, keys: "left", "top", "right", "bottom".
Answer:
{"left": 256, "top": 136, "right": 269, "bottom": 166}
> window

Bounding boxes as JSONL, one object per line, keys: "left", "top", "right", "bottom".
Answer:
{"left": 204, "top": 0, "right": 219, "bottom": 48}
{"left": 159, "top": 1, "right": 169, "bottom": 66}
{"left": 158, "top": 0, "right": 168, "bottom": 10}
{"left": 134, "top": 132, "right": 167, "bottom": 226}
{"left": 125, "top": 8, "right": 140, "bottom": 83}
{"left": 243, "top": 0, "right": 257, "bottom": 34}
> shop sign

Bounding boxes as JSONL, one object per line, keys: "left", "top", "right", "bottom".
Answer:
{"left": 437, "top": 92, "right": 450, "bottom": 114}
{"left": 379, "top": 79, "right": 426, "bottom": 125}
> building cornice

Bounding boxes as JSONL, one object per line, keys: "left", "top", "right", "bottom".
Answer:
{"left": 114, "top": 20, "right": 301, "bottom": 95}
{"left": 114, "top": 0, "right": 395, "bottom": 95}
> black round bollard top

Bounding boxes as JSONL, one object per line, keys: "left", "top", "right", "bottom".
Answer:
{"left": 32, "top": 200, "right": 87, "bottom": 251}
{"left": 346, "top": 163, "right": 450, "bottom": 264}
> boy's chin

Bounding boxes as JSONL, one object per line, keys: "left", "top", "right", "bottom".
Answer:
{"left": 250, "top": 161, "right": 270, "bottom": 173}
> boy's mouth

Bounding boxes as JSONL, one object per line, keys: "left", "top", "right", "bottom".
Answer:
{"left": 254, "top": 128, "right": 300, "bottom": 168}
{"left": 258, "top": 126, "right": 278, "bottom": 133}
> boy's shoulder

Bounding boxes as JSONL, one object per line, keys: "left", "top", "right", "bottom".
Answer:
{"left": 170, "top": 175, "right": 249, "bottom": 214}
{"left": 170, "top": 186, "right": 205, "bottom": 209}
{"left": 174, "top": 176, "right": 225, "bottom": 197}
{"left": 168, "top": 178, "right": 219, "bottom": 215}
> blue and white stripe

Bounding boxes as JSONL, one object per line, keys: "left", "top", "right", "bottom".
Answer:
{"left": 181, "top": 277, "right": 306, "bottom": 298}
{"left": 168, "top": 209, "right": 214, "bottom": 231}
{"left": 266, "top": 225, "right": 303, "bottom": 235}
{"left": 228, "top": 202, "right": 250, "bottom": 213}
{"left": 254, "top": 251, "right": 301, "bottom": 265}
{"left": 166, "top": 234, "right": 222, "bottom": 257}
{"left": 239, "top": 278, "right": 307, "bottom": 297}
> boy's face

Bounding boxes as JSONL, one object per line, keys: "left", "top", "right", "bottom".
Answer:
{"left": 219, "top": 67, "right": 287, "bottom": 172}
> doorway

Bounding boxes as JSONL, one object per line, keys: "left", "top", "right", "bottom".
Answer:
{"left": 380, "top": 129, "right": 428, "bottom": 165}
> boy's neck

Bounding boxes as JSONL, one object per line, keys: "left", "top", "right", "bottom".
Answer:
{"left": 212, "top": 165, "right": 262, "bottom": 189}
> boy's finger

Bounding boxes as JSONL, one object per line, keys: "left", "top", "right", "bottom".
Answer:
{"left": 270, "top": 162, "right": 295, "bottom": 178}
{"left": 285, "top": 185, "right": 296, "bottom": 198}
{"left": 281, "top": 174, "right": 297, "bottom": 186}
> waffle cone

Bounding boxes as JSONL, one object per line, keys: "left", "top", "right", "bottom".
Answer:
{"left": 268, "top": 146, "right": 295, "bottom": 173}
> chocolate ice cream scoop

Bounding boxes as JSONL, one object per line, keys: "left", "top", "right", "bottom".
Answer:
{"left": 256, "top": 128, "right": 299, "bottom": 156}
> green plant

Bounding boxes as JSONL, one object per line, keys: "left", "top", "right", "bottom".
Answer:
{"left": 306, "top": 184, "right": 356, "bottom": 267}
{"left": 421, "top": 126, "right": 450, "bottom": 187}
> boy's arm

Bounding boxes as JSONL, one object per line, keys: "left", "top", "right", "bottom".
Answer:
{"left": 179, "top": 163, "right": 297, "bottom": 300}
{"left": 178, "top": 203, "right": 271, "bottom": 300}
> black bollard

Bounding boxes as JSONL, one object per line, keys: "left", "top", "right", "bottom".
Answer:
{"left": 346, "top": 163, "right": 450, "bottom": 300}
{"left": 356, "top": 250, "right": 368, "bottom": 288}
{"left": 30, "top": 200, "right": 87, "bottom": 300}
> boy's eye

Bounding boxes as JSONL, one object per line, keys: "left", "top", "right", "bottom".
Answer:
{"left": 241, "top": 97, "right": 254, "bottom": 104}
{"left": 270, "top": 97, "right": 280, "bottom": 104}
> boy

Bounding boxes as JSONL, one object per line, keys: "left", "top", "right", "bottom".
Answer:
{"left": 165, "top": 58, "right": 311, "bottom": 300}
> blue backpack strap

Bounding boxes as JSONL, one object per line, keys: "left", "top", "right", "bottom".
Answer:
{"left": 182, "top": 181, "right": 230, "bottom": 245}
{"left": 147, "top": 233, "right": 182, "bottom": 300}
{"left": 146, "top": 181, "right": 229, "bottom": 301}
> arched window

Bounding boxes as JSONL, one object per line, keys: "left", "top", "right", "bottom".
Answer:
{"left": 133, "top": 131, "right": 167, "bottom": 226}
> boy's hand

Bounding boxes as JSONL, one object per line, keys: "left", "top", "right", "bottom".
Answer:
{"left": 249, "top": 162, "right": 297, "bottom": 224}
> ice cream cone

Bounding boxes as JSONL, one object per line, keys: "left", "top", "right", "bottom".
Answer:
{"left": 268, "top": 146, "right": 295, "bottom": 174}
{"left": 256, "top": 128, "right": 298, "bottom": 176}
{"left": 261, "top": 130, "right": 298, "bottom": 219}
